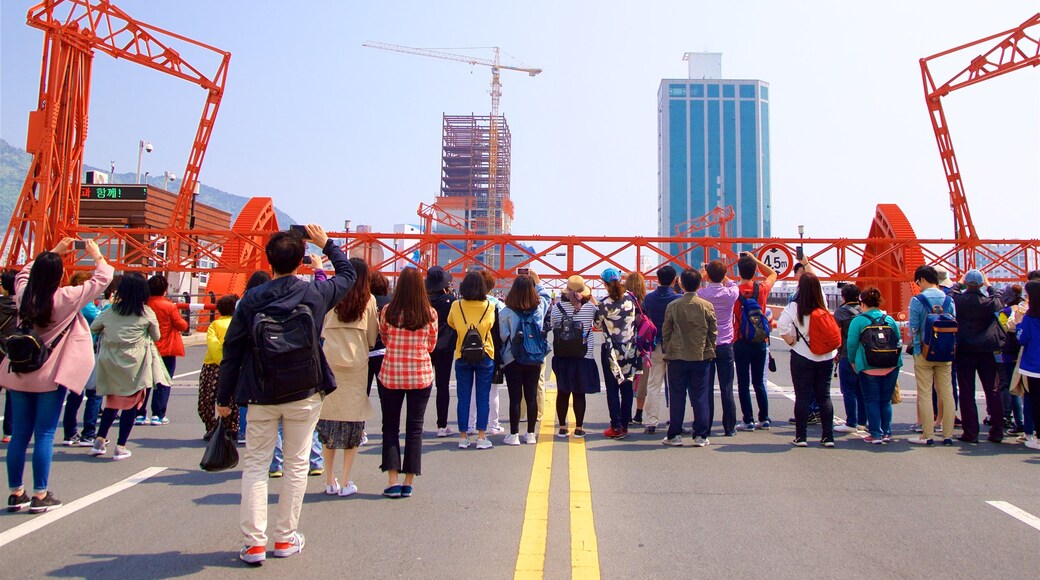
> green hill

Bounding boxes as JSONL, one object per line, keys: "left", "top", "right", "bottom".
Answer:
{"left": 0, "top": 138, "right": 295, "bottom": 229}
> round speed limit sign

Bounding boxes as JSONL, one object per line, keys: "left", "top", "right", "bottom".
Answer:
{"left": 756, "top": 245, "right": 794, "bottom": 278}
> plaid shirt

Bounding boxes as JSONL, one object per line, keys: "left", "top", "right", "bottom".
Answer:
{"left": 378, "top": 306, "right": 438, "bottom": 389}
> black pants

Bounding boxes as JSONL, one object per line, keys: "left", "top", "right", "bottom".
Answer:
{"left": 2, "top": 388, "right": 11, "bottom": 437}
{"left": 367, "top": 355, "right": 384, "bottom": 397}
{"left": 505, "top": 362, "right": 540, "bottom": 434}
{"left": 790, "top": 352, "right": 835, "bottom": 441}
{"left": 62, "top": 389, "right": 85, "bottom": 440}
{"left": 956, "top": 350, "right": 1002, "bottom": 441}
{"left": 430, "top": 349, "right": 454, "bottom": 429}
{"left": 97, "top": 408, "right": 136, "bottom": 446}
{"left": 379, "top": 385, "right": 431, "bottom": 475}
{"left": 1030, "top": 377, "right": 1040, "bottom": 438}
{"left": 556, "top": 392, "right": 587, "bottom": 428}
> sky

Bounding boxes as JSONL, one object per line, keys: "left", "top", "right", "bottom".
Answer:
{"left": 1, "top": 0, "right": 1038, "bottom": 245}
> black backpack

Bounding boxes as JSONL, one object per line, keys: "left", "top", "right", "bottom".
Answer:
{"left": 3, "top": 318, "right": 75, "bottom": 374}
{"left": 459, "top": 302, "right": 491, "bottom": 364}
{"left": 552, "top": 302, "right": 588, "bottom": 358}
{"left": 858, "top": 311, "right": 901, "bottom": 368}
{"left": 251, "top": 304, "right": 323, "bottom": 400}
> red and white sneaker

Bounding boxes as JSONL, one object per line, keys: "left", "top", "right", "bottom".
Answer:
{"left": 239, "top": 545, "right": 266, "bottom": 565}
{"left": 273, "top": 532, "right": 305, "bottom": 558}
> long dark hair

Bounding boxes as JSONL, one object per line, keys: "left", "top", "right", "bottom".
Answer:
{"left": 246, "top": 270, "right": 271, "bottom": 292}
{"left": 606, "top": 280, "right": 624, "bottom": 301}
{"left": 113, "top": 274, "right": 149, "bottom": 317}
{"left": 795, "top": 272, "right": 827, "bottom": 320}
{"left": 505, "top": 275, "right": 539, "bottom": 312}
{"left": 1026, "top": 281, "right": 1040, "bottom": 319}
{"left": 383, "top": 267, "right": 433, "bottom": 330}
{"left": 335, "top": 258, "right": 371, "bottom": 323}
{"left": 19, "top": 252, "right": 64, "bottom": 328}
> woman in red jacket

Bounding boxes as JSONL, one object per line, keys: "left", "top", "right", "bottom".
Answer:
{"left": 137, "top": 275, "right": 188, "bottom": 425}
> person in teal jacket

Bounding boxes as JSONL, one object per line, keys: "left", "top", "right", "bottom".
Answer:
{"left": 846, "top": 287, "right": 903, "bottom": 444}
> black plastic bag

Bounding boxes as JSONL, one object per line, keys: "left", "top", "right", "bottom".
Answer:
{"left": 200, "top": 417, "right": 239, "bottom": 472}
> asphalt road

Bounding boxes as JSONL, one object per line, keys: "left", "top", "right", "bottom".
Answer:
{"left": 1, "top": 334, "right": 1038, "bottom": 579}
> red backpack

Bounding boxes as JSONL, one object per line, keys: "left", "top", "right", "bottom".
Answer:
{"left": 796, "top": 308, "right": 841, "bottom": 355}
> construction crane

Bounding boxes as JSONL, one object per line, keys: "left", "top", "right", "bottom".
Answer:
{"left": 673, "top": 205, "right": 736, "bottom": 238}
{"left": 920, "top": 12, "right": 1040, "bottom": 242}
{"left": 361, "top": 42, "right": 541, "bottom": 238}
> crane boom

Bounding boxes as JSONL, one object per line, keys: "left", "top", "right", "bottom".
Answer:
{"left": 920, "top": 13, "right": 1040, "bottom": 241}
{"left": 362, "top": 41, "right": 540, "bottom": 247}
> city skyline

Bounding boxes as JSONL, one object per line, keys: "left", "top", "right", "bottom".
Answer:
{"left": 1, "top": 1, "right": 1036, "bottom": 243}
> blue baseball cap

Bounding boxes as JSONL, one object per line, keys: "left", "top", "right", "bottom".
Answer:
{"left": 964, "top": 269, "right": 984, "bottom": 287}
{"left": 601, "top": 267, "right": 622, "bottom": 283}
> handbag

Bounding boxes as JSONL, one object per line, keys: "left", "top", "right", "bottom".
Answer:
{"left": 200, "top": 417, "right": 239, "bottom": 472}
{"left": 891, "top": 385, "right": 902, "bottom": 405}
{"left": 1009, "top": 359, "right": 1026, "bottom": 396}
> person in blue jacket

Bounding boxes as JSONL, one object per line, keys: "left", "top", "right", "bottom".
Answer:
{"left": 1011, "top": 280, "right": 1040, "bottom": 451}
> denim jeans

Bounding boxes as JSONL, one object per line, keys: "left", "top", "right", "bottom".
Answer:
{"left": 734, "top": 339, "right": 770, "bottom": 423}
{"left": 62, "top": 390, "right": 85, "bottom": 440}
{"left": 858, "top": 370, "right": 898, "bottom": 439}
{"left": 6, "top": 387, "right": 66, "bottom": 492}
{"left": 790, "top": 352, "right": 834, "bottom": 441}
{"left": 239, "top": 405, "right": 248, "bottom": 440}
{"left": 707, "top": 343, "right": 736, "bottom": 435}
{"left": 997, "top": 359, "right": 1024, "bottom": 427}
{"left": 456, "top": 355, "right": 494, "bottom": 432}
{"left": 837, "top": 358, "right": 867, "bottom": 427}
{"left": 601, "top": 347, "right": 633, "bottom": 431}
{"left": 270, "top": 424, "right": 323, "bottom": 472}
{"left": 379, "top": 385, "right": 432, "bottom": 475}
{"left": 667, "top": 359, "right": 711, "bottom": 439}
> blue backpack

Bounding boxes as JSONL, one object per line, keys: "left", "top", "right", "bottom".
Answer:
{"left": 738, "top": 282, "right": 771, "bottom": 344}
{"left": 914, "top": 294, "right": 957, "bottom": 362}
{"left": 511, "top": 309, "right": 550, "bottom": 365}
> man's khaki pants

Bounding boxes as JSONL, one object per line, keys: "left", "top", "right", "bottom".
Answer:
{"left": 240, "top": 393, "right": 322, "bottom": 547}
{"left": 643, "top": 345, "right": 667, "bottom": 427}
{"left": 913, "top": 355, "right": 954, "bottom": 440}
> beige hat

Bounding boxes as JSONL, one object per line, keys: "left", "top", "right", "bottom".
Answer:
{"left": 566, "top": 275, "right": 591, "bottom": 298}
{"left": 934, "top": 265, "right": 954, "bottom": 288}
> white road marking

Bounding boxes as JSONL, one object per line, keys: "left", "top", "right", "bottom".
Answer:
{"left": 0, "top": 466, "right": 167, "bottom": 550}
{"left": 986, "top": 501, "right": 1040, "bottom": 533}
{"left": 173, "top": 370, "right": 201, "bottom": 378}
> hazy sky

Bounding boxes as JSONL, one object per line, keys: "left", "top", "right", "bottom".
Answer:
{"left": 2, "top": 1, "right": 1037, "bottom": 243}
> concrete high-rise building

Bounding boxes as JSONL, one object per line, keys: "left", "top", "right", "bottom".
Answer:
{"left": 658, "top": 53, "right": 771, "bottom": 259}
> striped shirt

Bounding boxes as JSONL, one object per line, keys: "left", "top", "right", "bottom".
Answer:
{"left": 549, "top": 301, "right": 598, "bottom": 359}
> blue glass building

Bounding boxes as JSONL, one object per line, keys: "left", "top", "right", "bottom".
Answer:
{"left": 658, "top": 53, "right": 771, "bottom": 260}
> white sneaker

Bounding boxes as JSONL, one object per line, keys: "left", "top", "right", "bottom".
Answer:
{"left": 466, "top": 428, "right": 477, "bottom": 436}
{"left": 833, "top": 416, "right": 846, "bottom": 426}
{"left": 662, "top": 435, "right": 682, "bottom": 446}
{"left": 834, "top": 424, "right": 859, "bottom": 433}
{"left": 475, "top": 437, "right": 493, "bottom": 450}
{"left": 523, "top": 433, "right": 537, "bottom": 445}
{"left": 458, "top": 437, "right": 470, "bottom": 449}
{"left": 113, "top": 446, "right": 132, "bottom": 461}
{"left": 489, "top": 425, "right": 506, "bottom": 435}
{"left": 503, "top": 433, "right": 521, "bottom": 446}
{"left": 692, "top": 436, "right": 709, "bottom": 447}
{"left": 338, "top": 481, "right": 358, "bottom": 497}
{"left": 359, "top": 432, "right": 368, "bottom": 446}
{"left": 325, "top": 479, "right": 341, "bottom": 495}
{"left": 436, "top": 427, "right": 455, "bottom": 438}
{"left": 89, "top": 438, "right": 108, "bottom": 457}
{"left": 1025, "top": 438, "right": 1040, "bottom": 451}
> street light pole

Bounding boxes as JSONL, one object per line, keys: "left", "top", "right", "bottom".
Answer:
{"left": 136, "top": 139, "right": 152, "bottom": 184}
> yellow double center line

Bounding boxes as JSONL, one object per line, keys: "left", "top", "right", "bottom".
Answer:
{"left": 514, "top": 391, "right": 601, "bottom": 579}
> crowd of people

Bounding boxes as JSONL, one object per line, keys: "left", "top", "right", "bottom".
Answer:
{"left": 2, "top": 228, "right": 1038, "bottom": 565}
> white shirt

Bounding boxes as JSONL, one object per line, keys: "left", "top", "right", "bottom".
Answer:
{"left": 777, "top": 302, "right": 837, "bottom": 362}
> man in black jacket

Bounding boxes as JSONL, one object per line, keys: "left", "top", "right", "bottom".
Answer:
{"left": 952, "top": 269, "right": 1004, "bottom": 444}
{"left": 216, "top": 225, "right": 355, "bottom": 565}
{"left": 1, "top": 270, "right": 18, "bottom": 441}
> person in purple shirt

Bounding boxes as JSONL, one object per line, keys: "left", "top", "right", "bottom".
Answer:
{"left": 699, "top": 261, "right": 740, "bottom": 436}
{"left": 640, "top": 266, "right": 682, "bottom": 434}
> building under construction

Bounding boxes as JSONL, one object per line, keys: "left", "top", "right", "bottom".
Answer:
{"left": 435, "top": 115, "right": 514, "bottom": 270}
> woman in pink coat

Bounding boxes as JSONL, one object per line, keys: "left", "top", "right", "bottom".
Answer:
{"left": 2, "top": 238, "right": 112, "bottom": 514}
